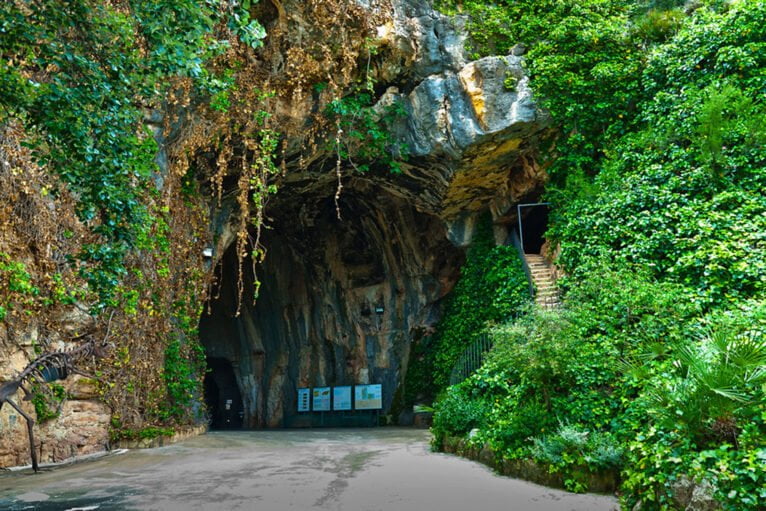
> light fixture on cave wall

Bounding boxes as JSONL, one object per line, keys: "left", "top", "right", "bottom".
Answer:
{"left": 202, "top": 246, "right": 214, "bottom": 268}
{"left": 375, "top": 304, "right": 385, "bottom": 332}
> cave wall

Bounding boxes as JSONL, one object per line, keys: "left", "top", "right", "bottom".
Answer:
{"left": 199, "top": 0, "right": 552, "bottom": 428}
{"left": 201, "top": 178, "right": 463, "bottom": 427}
{"left": 0, "top": 0, "right": 553, "bottom": 467}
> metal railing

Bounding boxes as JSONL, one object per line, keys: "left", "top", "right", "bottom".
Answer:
{"left": 510, "top": 229, "right": 536, "bottom": 299}
{"left": 448, "top": 334, "right": 494, "bottom": 386}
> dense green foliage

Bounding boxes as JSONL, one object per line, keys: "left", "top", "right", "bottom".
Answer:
{"left": 31, "top": 382, "right": 66, "bottom": 423}
{"left": 0, "top": 0, "right": 265, "bottom": 436}
{"left": 324, "top": 85, "right": 409, "bottom": 173}
{"left": 407, "top": 216, "right": 530, "bottom": 403}
{"left": 432, "top": 1, "right": 766, "bottom": 509}
{"left": 0, "top": 0, "right": 263, "bottom": 307}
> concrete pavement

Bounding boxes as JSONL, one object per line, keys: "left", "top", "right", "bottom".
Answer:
{"left": 0, "top": 428, "right": 619, "bottom": 511}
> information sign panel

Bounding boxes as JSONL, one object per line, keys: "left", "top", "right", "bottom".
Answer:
{"left": 333, "top": 386, "right": 352, "bottom": 411}
{"left": 313, "top": 387, "right": 331, "bottom": 411}
{"left": 297, "top": 388, "right": 311, "bottom": 412}
{"left": 354, "top": 384, "right": 382, "bottom": 410}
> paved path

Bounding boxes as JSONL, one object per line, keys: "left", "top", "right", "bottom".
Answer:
{"left": 0, "top": 429, "right": 619, "bottom": 511}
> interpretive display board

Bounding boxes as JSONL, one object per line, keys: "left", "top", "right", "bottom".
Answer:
{"left": 297, "top": 388, "right": 311, "bottom": 412}
{"left": 354, "top": 384, "right": 383, "bottom": 410}
{"left": 333, "top": 386, "right": 352, "bottom": 411}
{"left": 313, "top": 387, "right": 331, "bottom": 411}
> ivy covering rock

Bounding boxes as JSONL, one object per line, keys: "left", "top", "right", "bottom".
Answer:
{"left": 430, "top": 1, "right": 766, "bottom": 510}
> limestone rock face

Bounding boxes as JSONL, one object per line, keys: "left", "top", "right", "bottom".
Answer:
{"left": 202, "top": 182, "right": 463, "bottom": 427}
{"left": 0, "top": 0, "right": 552, "bottom": 456}
{"left": 201, "top": 0, "right": 550, "bottom": 427}
{"left": 388, "top": 52, "right": 549, "bottom": 228}
{"left": 378, "top": 0, "right": 468, "bottom": 81}
{"left": 671, "top": 477, "right": 723, "bottom": 511}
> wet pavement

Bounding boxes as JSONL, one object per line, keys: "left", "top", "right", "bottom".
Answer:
{"left": 0, "top": 428, "right": 619, "bottom": 510}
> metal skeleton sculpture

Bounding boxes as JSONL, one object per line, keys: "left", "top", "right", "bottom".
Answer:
{"left": 0, "top": 337, "right": 106, "bottom": 472}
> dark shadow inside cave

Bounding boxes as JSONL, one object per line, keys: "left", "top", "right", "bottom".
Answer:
{"left": 199, "top": 175, "right": 466, "bottom": 428}
{"left": 518, "top": 203, "right": 549, "bottom": 254}
{"left": 204, "top": 357, "right": 244, "bottom": 430}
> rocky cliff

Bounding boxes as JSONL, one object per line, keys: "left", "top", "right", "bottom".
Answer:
{"left": 200, "top": 0, "right": 551, "bottom": 427}
{"left": 0, "top": 0, "right": 550, "bottom": 466}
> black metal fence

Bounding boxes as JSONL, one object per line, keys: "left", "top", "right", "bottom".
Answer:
{"left": 448, "top": 334, "right": 494, "bottom": 386}
{"left": 510, "top": 229, "right": 535, "bottom": 299}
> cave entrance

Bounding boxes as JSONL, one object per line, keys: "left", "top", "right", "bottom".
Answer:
{"left": 198, "top": 176, "right": 466, "bottom": 428}
{"left": 517, "top": 202, "right": 550, "bottom": 254}
{"left": 204, "top": 357, "right": 244, "bottom": 430}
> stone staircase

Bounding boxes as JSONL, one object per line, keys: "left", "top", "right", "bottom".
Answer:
{"left": 524, "top": 254, "right": 561, "bottom": 309}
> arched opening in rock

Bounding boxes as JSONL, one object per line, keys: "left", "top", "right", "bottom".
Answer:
{"left": 204, "top": 357, "right": 244, "bottom": 430}
{"left": 517, "top": 203, "right": 550, "bottom": 254}
{"left": 199, "top": 175, "right": 465, "bottom": 428}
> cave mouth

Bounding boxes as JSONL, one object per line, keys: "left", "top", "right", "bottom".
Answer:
{"left": 517, "top": 203, "right": 550, "bottom": 254}
{"left": 204, "top": 357, "right": 244, "bottom": 430}
{"left": 199, "top": 175, "right": 466, "bottom": 428}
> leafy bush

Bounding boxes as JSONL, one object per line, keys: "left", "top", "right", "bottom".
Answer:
{"left": 324, "top": 89, "right": 409, "bottom": 173}
{"left": 0, "top": 0, "right": 265, "bottom": 308}
{"left": 431, "top": 383, "right": 490, "bottom": 445}
{"left": 532, "top": 424, "right": 623, "bottom": 490}
{"left": 407, "top": 214, "right": 530, "bottom": 403}
{"left": 621, "top": 304, "right": 766, "bottom": 509}
{"left": 431, "top": 0, "right": 766, "bottom": 508}
{"left": 31, "top": 382, "right": 67, "bottom": 423}
{"left": 646, "top": 326, "right": 766, "bottom": 445}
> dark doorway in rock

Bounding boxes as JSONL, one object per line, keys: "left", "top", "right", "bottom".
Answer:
{"left": 518, "top": 203, "right": 550, "bottom": 254}
{"left": 204, "top": 357, "right": 244, "bottom": 430}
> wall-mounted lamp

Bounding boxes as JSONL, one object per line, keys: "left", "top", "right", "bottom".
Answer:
{"left": 374, "top": 305, "right": 385, "bottom": 333}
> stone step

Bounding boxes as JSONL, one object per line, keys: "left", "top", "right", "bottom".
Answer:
{"left": 524, "top": 253, "right": 561, "bottom": 309}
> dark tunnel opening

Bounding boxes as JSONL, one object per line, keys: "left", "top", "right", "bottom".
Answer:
{"left": 519, "top": 204, "right": 550, "bottom": 254}
{"left": 204, "top": 357, "right": 244, "bottom": 430}
{"left": 198, "top": 176, "right": 467, "bottom": 428}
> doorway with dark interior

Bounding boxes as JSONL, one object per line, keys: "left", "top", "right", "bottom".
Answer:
{"left": 204, "top": 357, "right": 244, "bottom": 429}
{"left": 517, "top": 203, "right": 550, "bottom": 254}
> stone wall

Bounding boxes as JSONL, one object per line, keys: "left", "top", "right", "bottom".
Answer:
{"left": 441, "top": 436, "right": 619, "bottom": 495}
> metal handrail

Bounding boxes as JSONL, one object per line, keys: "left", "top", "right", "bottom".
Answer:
{"left": 510, "top": 229, "right": 535, "bottom": 299}
{"left": 448, "top": 334, "right": 493, "bottom": 386}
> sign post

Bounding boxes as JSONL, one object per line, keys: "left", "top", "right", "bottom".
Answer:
{"left": 297, "top": 388, "right": 311, "bottom": 412}
{"left": 313, "top": 387, "right": 331, "bottom": 426}
{"left": 333, "top": 386, "right": 352, "bottom": 411}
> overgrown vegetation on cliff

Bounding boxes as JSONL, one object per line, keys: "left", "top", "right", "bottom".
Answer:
{"left": 0, "top": 0, "right": 400, "bottom": 445}
{"left": 431, "top": 1, "right": 766, "bottom": 509}
{"left": 0, "top": 0, "right": 268, "bottom": 439}
{"left": 406, "top": 216, "right": 530, "bottom": 405}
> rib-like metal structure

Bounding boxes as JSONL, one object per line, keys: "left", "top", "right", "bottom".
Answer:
{"left": 0, "top": 339, "right": 103, "bottom": 472}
